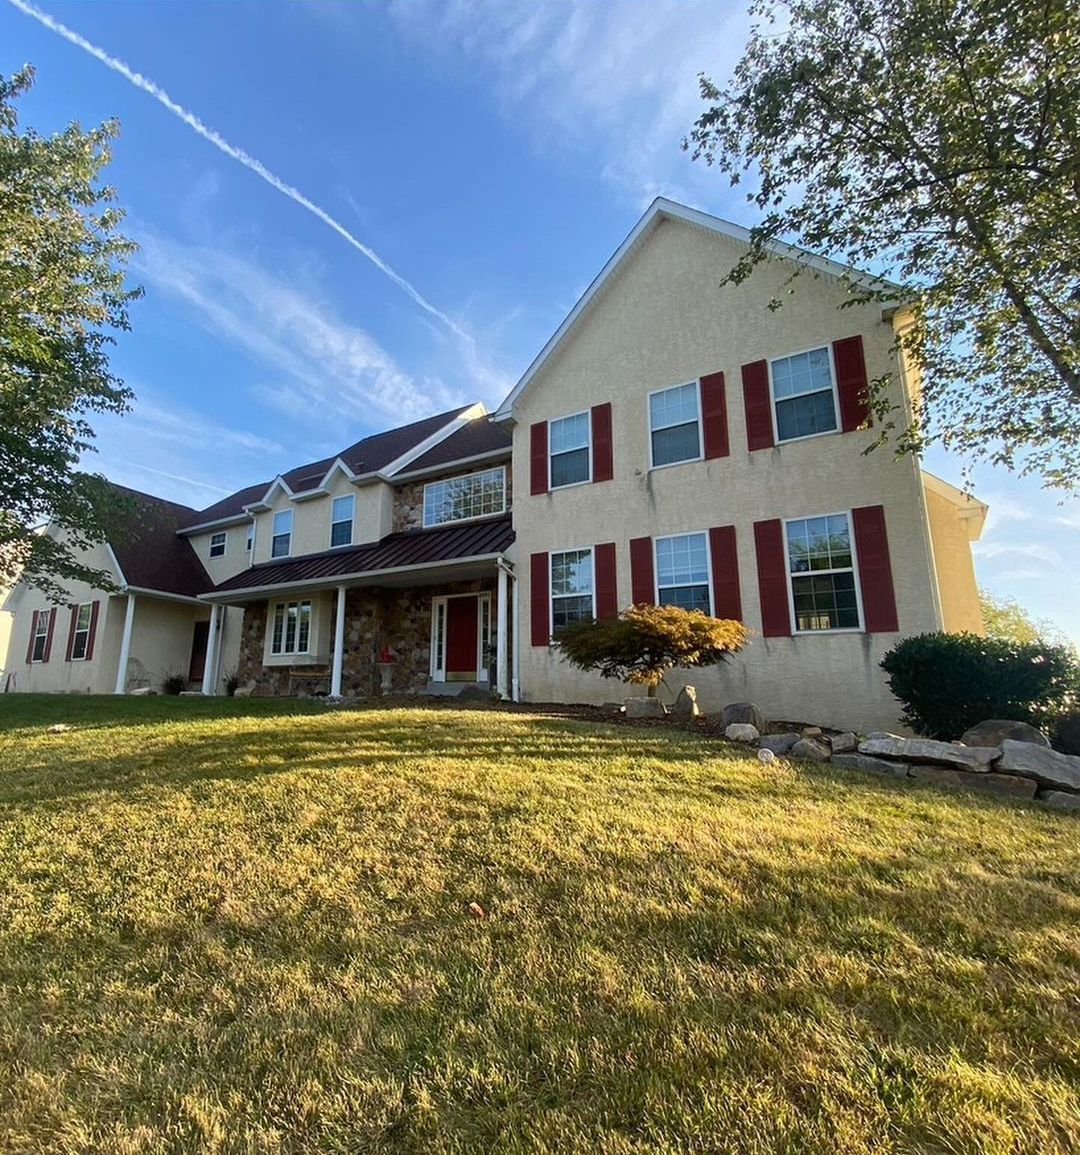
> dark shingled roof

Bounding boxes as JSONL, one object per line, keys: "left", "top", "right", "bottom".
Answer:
{"left": 108, "top": 485, "right": 213, "bottom": 598}
{"left": 403, "top": 417, "right": 511, "bottom": 473}
{"left": 212, "top": 515, "right": 514, "bottom": 594}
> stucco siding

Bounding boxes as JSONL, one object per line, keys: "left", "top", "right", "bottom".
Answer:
{"left": 924, "top": 487, "right": 984, "bottom": 635}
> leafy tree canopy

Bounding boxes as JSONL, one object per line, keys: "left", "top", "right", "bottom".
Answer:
{"left": 688, "top": 0, "right": 1079, "bottom": 489}
{"left": 980, "top": 587, "right": 1072, "bottom": 649}
{"left": 0, "top": 66, "right": 140, "bottom": 599}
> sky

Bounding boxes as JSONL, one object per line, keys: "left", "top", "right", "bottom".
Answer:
{"left": 2, "top": 0, "right": 1077, "bottom": 642}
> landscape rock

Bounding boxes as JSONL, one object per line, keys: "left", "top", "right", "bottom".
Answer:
{"left": 802, "top": 726, "right": 823, "bottom": 738}
{"left": 458, "top": 684, "right": 498, "bottom": 703}
{"left": 829, "top": 731, "right": 858, "bottom": 754}
{"left": 858, "top": 735, "right": 997, "bottom": 771}
{"left": 601, "top": 702, "right": 625, "bottom": 715}
{"left": 1039, "top": 790, "right": 1080, "bottom": 812}
{"left": 960, "top": 719, "right": 1050, "bottom": 749}
{"left": 791, "top": 736, "right": 831, "bottom": 762}
{"left": 909, "top": 765, "right": 1038, "bottom": 800}
{"left": 671, "top": 686, "right": 700, "bottom": 718}
{"left": 129, "top": 686, "right": 155, "bottom": 696}
{"left": 625, "top": 697, "right": 665, "bottom": 718}
{"left": 725, "top": 722, "right": 760, "bottom": 742}
{"left": 830, "top": 752, "right": 909, "bottom": 778}
{"left": 233, "top": 681, "right": 256, "bottom": 698}
{"left": 759, "top": 732, "right": 800, "bottom": 755}
{"left": 721, "top": 702, "right": 767, "bottom": 731}
{"left": 996, "top": 740, "right": 1080, "bottom": 792}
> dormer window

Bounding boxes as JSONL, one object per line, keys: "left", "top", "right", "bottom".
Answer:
{"left": 330, "top": 495, "right": 354, "bottom": 547}
{"left": 272, "top": 510, "right": 292, "bottom": 558}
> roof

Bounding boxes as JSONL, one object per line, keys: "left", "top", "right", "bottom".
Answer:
{"left": 493, "top": 196, "right": 901, "bottom": 420}
{"left": 921, "top": 472, "right": 989, "bottom": 541}
{"left": 399, "top": 417, "right": 511, "bottom": 475}
{"left": 209, "top": 515, "right": 515, "bottom": 597}
{"left": 107, "top": 485, "right": 213, "bottom": 598}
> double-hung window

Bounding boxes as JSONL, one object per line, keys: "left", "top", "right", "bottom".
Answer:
{"left": 771, "top": 347, "right": 838, "bottom": 442}
{"left": 271, "top": 510, "right": 292, "bottom": 558}
{"left": 649, "top": 382, "right": 701, "bottom": 467}
{"left": 209, "top": 532, "right": 227, "bottom": 558}
{"left": 550, "top": 549, "right": 594, "bottom": 632}
{"left": 70, "top": 602, "right": 93, "bottom": 660}
{"left": 423, "top": 467, "right": 506, "bottom": 527}
{"left": 270, "top": 599, "right": 312, "bottom": 655}
{"left": 30, "top": 611, "right": 50, "bottom": 662}
{"left": 656, "top": 533, "right": 711, "bottom": 613}
{"left": 785, "top": 514, "right": 860, "bottom": 631}
{"left": 330, "top": 495, "right": 354, "bottom": 547}
{"left": 549, "top": 413, "right": 591, "bottom": 488}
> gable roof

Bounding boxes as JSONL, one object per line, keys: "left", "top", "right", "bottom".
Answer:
{"left": 395, "top": 416, "right": 512, "bottom": 477}
{"left": 107, "top": 485, "right": 213, "bottom": 598}
{"left": 493, "top": 196, "right": 900, "bottom": 420}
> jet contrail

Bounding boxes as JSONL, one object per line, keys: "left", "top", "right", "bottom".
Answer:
{"left": 7, "top": 0, "right": 470, "bottom": 342}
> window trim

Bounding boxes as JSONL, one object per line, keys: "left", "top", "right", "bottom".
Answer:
{"left": 70, "top": 601, "right": 93, "bottom": 661}
{"left": 782, "top": 510, "right": 865, "bottom": 635}
{"left": 329, "top": 494, "right": 355, "bottom": 549}
{"left": 30, "top": 610, "right": 50, "bottom": 663}
{"left": 269, "top": 597, "right": 313, "bottom": 656}
{"left": 422, "top": 465, "right": 508, "bottom": 529}
{"left": 654, "top": 530, "right": 714, "bottom": 615}
{"left": 549, "top": 545, "right": 596, "bottom": 640}
{"left": 768, "top": 344, "right": 841, "bottom": 446}
{"left": 647, "top": 379, "right": 704, "bottom": 470}
{"left": 208, "top": 531, "right": 227, "bottom": 559}
{"left": 271, "top": 509, "right": 293, "bottom": 559}
{"left": 548, "top": 411, "right": 593, "bottom": 490}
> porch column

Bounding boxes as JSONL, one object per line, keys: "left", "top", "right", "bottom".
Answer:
{"left": 202, "top": 605, "right": 220, "bottom": 696}
{"left": 511, "top": 567, "right": 521, "bottom": 702}
{"left": 496, "top": 562, "right": 509, "bottom": 699}
{"left": 114, "top": 593, "right": 136, "bottom": 694}
{"left": 331, "top": 585, "right": 346, "bottom": 697}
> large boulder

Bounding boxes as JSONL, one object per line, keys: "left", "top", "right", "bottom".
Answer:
{"left": 830, "top": 732, "right": 858, "bottom": 754}
{"left": 759, "top": 732, "right": 800, "bottom": 755}
{"left": 721, "top": 702, "right": 767, "bottom": 732}
{"left": 831, "top": 752, "right": 909, "bottom": 778}
{"left": 858, "top": 734, "right": 998, "bottom": 772}
{"left": 960, "top": 719, "right": 1050, "bottom": 749}
{"left": 1040, "top": 790, "right": 1080, "bottom": 812}
{"left": 791, "top": 736, "right": 831, "bottom": 762}
{"left": 908, "top": 765, "right": 1038, "bottom": 800}
{"left": 996, "top": 740, "right": 1080, "bottom": 792}
{"left": 671, "top": 686, "right": 700, "bottom": 718}
{"left": 625, "top": 697, "right": 665, "bottom": 719}
{"left": 725, "top": 723, "right": 760, "bottom": 743}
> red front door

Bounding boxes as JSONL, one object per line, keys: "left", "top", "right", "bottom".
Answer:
{"left": 445, "top": 596, "right": 479, "bottom": 681}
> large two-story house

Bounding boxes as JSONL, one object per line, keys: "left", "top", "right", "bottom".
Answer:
{"left": 1, "top": 199, "right": 986, "bottom": 730}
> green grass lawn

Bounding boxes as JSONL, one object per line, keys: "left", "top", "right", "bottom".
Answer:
{"left": 0, "top": 695, "right": 1077, "bottom": 1154}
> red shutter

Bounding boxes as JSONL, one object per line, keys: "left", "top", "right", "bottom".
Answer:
{"left": 700, "top": 371, "right": 729, "bottom": 459}
{"left": 65, "top": 604, "right": 79, "bottom": 662}
{"left": 530, "top": 551, "right": 550, "bottom": 646}
{"left": 852, "top": 505, "right": 899, "bottom": 632}
{"left": 629, "top": 536, "right": 655, "bottom": 606}
{"left": 833, "top": 335, "right": 871, "bottom": 432}
{"left": 25, "top": 610, "right": 39, "bottom": 663}
{"left": 709, "top": 526, "right": 742, "bottom": 622}
{"left": 754, "top": 520, "right": 792, "bottom": 637}
{"left": 85, "top": 601, "right": 100, "bottom": 660}
{"left": 530, "top": 421, "right": 548, "bottom": 496}
{"left": 591, "top": 403, "right": 613, "bottom": 482}
{"left": 742, "top": 360, "right": 774, "bottom": 451}
{"left": 42, "top": 607, "right": 56, "bottom": 662}
{"left": 594, "top": 542, "right": 617, "bottom": 619}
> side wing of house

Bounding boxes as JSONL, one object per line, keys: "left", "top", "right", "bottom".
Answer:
{"left": 921, "top": 473, "right": 987, "bottom": 635}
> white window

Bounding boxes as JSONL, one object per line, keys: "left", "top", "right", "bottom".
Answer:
{"left": 656, "top": 533, "right": 711, "bottom": 613}
{"left": 771, "top": 347, "right": 838, "bottom": 442}
{"left": 330, "top": 495, "right": 354, "bottom": 547}
{"left": 550, "top": 548, "right": 594, "bottom": 633}
{"left": 549, "top": 412, "right": 591, "bottom": 488}
{"left": 209, "top": 531, "right": 227, "bottom": 558}
{"left": 423, "top": 467, "right": 507, "bottom": 527}
{"left": 271, "top": 510, "right": 292, "bottom": 558}
{"left": 70, "top": 602, "right": 93, "bottom": 660}
{"left": 30, "top": 610, "right": 50, "bottom": 662}
{"left": 649, "top": 382, "right": 701, "bottom": 467}
{"left": 785, "top": 513, "right": 860, "bottom": 631}
{"left": 246, "top": 526, "right": 253, "bottom": 552}
{"left": 270, "top": 599, "right": 312, "bottom": 655}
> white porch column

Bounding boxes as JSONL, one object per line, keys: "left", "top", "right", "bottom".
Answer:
{"left": 114, "top": 593, "right": 136, "bottom": 694}
{"left": 202, "top": 605, "right": 220, "bottom": 696}
{"left": 496, "top": 562, "right": 509, "bottom": 699}
{"left": 331, "top": 585, "right": 347, "bottom": 697}
{"left": 511, "top": 567, "right": 521, "bottom": 702}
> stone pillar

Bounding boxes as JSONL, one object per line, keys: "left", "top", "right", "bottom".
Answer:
{"left": 114, "top": 593, "right": 136, "bottom": 695}
{"left": 496, "top": 563, "right": 509, "bottom": 699}
{"left": 202, "top": 605, "right": 220, "bottom": 696}
{"left": 331, "top": 584, "right": 346, "bottom": 696}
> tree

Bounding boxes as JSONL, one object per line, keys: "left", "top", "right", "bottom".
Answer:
{"left": 554, "top": 604, "right": 749, "bottom": 696}
{"left": 687, "top": 0, "right": 1080, "bottom": 490}
{"left": 980, "top": 587, "right": 1071, "bottom": 648}
{"left": 1, "top": 66, "right": 140, "bottom": 599}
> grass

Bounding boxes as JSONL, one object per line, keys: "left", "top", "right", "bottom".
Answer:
{"left": 0, "top": 695, "right": 1077, "bottom": 1154}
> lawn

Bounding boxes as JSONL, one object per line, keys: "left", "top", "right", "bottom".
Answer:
{"left": 0, "top": 696, "right": 1077, "bottom": 1154}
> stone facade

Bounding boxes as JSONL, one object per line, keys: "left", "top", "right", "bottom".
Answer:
{"left": 391, "top": 464, "right": 512, "bottom": 534}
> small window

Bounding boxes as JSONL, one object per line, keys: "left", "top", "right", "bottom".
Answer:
{"left": 270, "top": 599, "right": 312, "bottom": 655}
{"left": 70, "top": 602, "right": 93, "bottom": 660}
{"left": 771, "top": 347, "right": 838, "bottom": 442}
{"left": 209, "top": 531, "right": 227, "bottom": 558}
{"left": 656, "top": 533, "right": 711, "bottom": 613}
{"left": 786, "top": 514, "right": 860, "bottom": 631}
{"left": 649, "top": 382, "right": 701, "bottom": 467}
{"left": 246, "top": 526, "right": 253, "bottom": 552}
{"left": 549, "top": 413, "right": 591, "bottom": 488}
{"left": 31, "top": 610, "right": 50, "bottom": 662}
{"left": 550, "top": 549, "right": 594, "bottom": 633}
{"left": 330, "top": 495, "right": 354, "bottom": 547}
{"left": 423, "top": 467, "right": 506, "bottom": 527}
{"left": 271, "top": 510, "right": 292, "bottom": 558}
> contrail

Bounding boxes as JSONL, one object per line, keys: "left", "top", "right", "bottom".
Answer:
{"left": 7, "top": 0, "right": 470, "bottom": 342}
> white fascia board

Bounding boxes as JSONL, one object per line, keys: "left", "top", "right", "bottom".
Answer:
{"left": 177, "top": 513, "right": 253, "bottom": 536}
{"left": 316, "top": 457, "right": 357, "bottom": 491}
{"left": 921, "top": 470, "right": 989, "bottom": 538}
{"left": 125, "top": 585, "right": 208, "bottom": 607}
{"left": 381, "top": 403, "right": 488, "bottom": 478}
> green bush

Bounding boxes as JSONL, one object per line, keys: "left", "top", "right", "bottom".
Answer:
{"left": 880, "top": 632, "right": 1078, "bottom": 740}
{"left": 161, "top": 673, "right": 187, "bottom": 696}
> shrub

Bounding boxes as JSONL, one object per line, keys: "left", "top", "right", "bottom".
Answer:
{"left": 161, "top": 673, "right": 187, "bottom": 696}
{"left": 223, "top": 671, "right": 240, "bottom": 697}
{"left": 880, "top": 632, "right": 1078, "bottom": 740}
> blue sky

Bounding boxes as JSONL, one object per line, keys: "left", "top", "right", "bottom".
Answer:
{"left": 3, "top": 0, "right": 1077, "bottom": 641}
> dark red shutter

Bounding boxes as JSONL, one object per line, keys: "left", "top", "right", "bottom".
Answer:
{"left": 833, "top": 335, "right": 871, "bottom": 432}
{"left": 629, "top": 536, "right": 655, "bottom": 606}
{"left": 530, "top": 551, "right": 550, "bottom": 646}
{"left": 700, "top": 371, "right": 729, "bottom": 459}
{"left": 742, "top": 360, "right": 774, "bottom": 451}
{"left": 86, "top": 601, "right": 100, "bottom": 660}
{"left": 852, "top": 505, "right": 899, "bottom": 632}
{"left": 709, "top": 526, "right": 742, "bottom": 622}
{"left": 42, "top": 608, "right": 56, "bottom": 662}
{"left": 530, "top": 421, "right": 548, "bottom": 496}
{"left": 591, "top": 403, "right": 613, "bottom": 482}
{"left": 594, "top": 542, "right": 617, "bottom": 618}
{"left": 65, "top": 605, "right": 78, "bottom": 662}
{"left": 754, "top": 520, "right": 792, "bottom": 637}
{"left": 26, "top": 610, "right": 39, "bottom": 663}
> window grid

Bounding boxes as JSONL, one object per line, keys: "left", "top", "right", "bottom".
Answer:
{"left": 771, "top": 347, "right": 838, "bottom": 442}
{"left": 649, "top": 382, "right": 701, "bottom": 467}
{"left": 549, "top": 413, "right": 591, "bottom": 489}
{"left": 271, "top": 510, "right": 292, "bottom": 559}
{"left": 271, "top": 599, "right": 312, "bottom": 655}
{"left": 31, "top": 611, "right": 50, "bottom": 662}
{"left": 71, "top": 602, "right": 92, "bottom": 661}
{"left": 209, "top": 532, "right": 227, "bottom": 558}
{"left": 330, "top": 495, "right": 354, "bottom": 548}
{"left": 550, "top": 548, "right": 594, "bottom": 633}
{"left": 423, "top": 467, "right": 506, "bottom": 527}
{"left": 656, "top": 533, "right": 712, "bottom": 614}
{"left": 785, "top": 514, "right": 860, "bottom": 632}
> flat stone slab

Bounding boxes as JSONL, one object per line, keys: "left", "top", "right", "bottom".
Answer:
{"left": 1040, "top": 790, "right": 1080, "bottom": 812}
{"left": 909, "top": 765, "right": 1038, "bottom": 800}
{"left": 829, "top": 732, "right": 858, "bottom": 754}
{"left": 625, "top": 697, "right": 665, "bottom": 718}
{"left": 859, "top": 735, "right": 997, "bottom": 771}
{"left": 791, "top": 736, "right": 831, "bottom": 762}
{"left": 996, "top": 740, "right": 1080, "bottom": 792}
{"left": 960, "top": 719, "right": 1050, "bottom": 749}
{"left": 831, "top": 752, "right": 909, "bottom": 778}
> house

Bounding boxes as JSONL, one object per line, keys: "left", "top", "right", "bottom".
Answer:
{"left": 1, "top": 198, "right": 986, "bottom": 730}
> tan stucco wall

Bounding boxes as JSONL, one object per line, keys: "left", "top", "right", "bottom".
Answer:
{"left": 508, "top": 217, "right": 944, "bottom": 732}
{"left": 185, "top": 524, "right": 256, "bottom": 586}
{"left": 924, "top": 487, "right": 984, "bottom": 635}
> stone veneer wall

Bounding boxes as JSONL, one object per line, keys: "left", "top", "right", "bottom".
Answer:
{"left": 391, "top": 463, "right": 512, "bottom": 534}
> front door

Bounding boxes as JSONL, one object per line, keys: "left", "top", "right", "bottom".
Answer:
{"left": 189, "top": 619, "right": 210, "bottom": 685}
{"left": 445, "top": 595, "right": 479, "bottom": 681}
